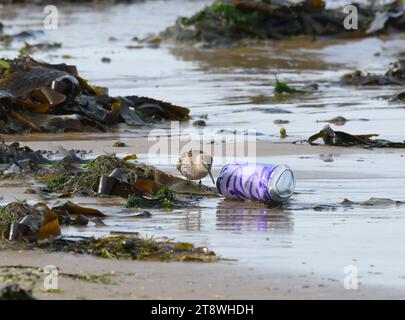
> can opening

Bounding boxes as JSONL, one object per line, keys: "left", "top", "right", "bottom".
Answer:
{"left": 268, "top": 165, "right": 295, "bottom": 202}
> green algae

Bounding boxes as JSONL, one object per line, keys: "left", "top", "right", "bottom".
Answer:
{"left": 44, "top": 175, "right": 73, "bottom": 192}
{"left": 193, "top": 2, "right": 260, "bottom": 28}
{"left": 125, "top": 196, "right": 140, "bottom": 209}
{"left": 155, "top": 186, "right": 174, "bottom": 201}
{"left": 34, "top": 235, "right": 219, "bottom": 262}
{"left": 274, "top": 78, "right": 299, "bottom": 94}
{"left": 181, "top": 1, "right": 262, "bottom": 37}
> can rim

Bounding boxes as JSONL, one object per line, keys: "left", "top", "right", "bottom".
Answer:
{"left": 268, "top": 165, "right": 295, "bottom": 202}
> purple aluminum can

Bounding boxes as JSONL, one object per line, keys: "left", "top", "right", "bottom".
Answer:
{"left": 216, "top": 163, "right": 295, "bottom": 203}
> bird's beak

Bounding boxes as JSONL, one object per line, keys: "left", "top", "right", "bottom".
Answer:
{"left": 208, "top": 169, "right": 215, "bottom": 185}
{"left": 202, "top": 161, "right": 215, "bottom": 185}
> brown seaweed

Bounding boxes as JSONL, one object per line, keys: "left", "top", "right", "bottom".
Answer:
{"left": 308, "top": 125, "right": 405, "bottom": 148}
{"left": 161, "top": 0, "right": 405, "bottom": 46}
{"left": 0, "top": 141, "right": 217, "bottom": 198}
{"left": 0, "top": 203, "right": 218, "bottom": 263}
{"left": 0, "top": 201, "right": 61, "bottom": 241}
{"left": 43, "top": 154, "right": 218, "bottom": 197}
{"left": 340, "top": 59, "right": 405, "bottom": 86}
{"left": 0, "top": 284, "right": 35, "bottom": 300}
{"left": 0, "top": 57, "right": 189, "bottom": 133}
{"left": 0, "top": 200, "right": 110, "bottom": 241}
{"left": 35, "top": 235, "right": 218, "bottom": 262}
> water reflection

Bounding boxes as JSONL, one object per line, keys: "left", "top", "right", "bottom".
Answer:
{"left": 215, "top": 200, "right": 293, "bottom": 233}
{"left": 169, "top": 43, "right": 344, "bottom": 72}
{"left": 177, "top": 209, "right": 203, "bottom": 232}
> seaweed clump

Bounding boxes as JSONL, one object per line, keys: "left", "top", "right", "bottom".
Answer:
{"left": 308, "top": 125, "right": 405, "bottom": 148}
{"left": 0, "top": 201, "right": 61, "bottom": 241}
{"left": 37, "top": 235, "right": 218, "bottom": 262}
{"left": 125, "top": 186, "right": 184, "bottom": 210}
{"left": 0, "top": 201, "right": 219, "bottom": 263}
{"left": 0, "top": 284, "right": 35, "bottom": 300}
{"left": 0, "top": 200, "right": 108, "bottom": 242}
{"left": 340, "top": 59, "right": 405, "bottom": 86}
{"left": 162, "top": 0, "right": 405, "bottom": 46}
{"left": 40, "top": 154, "right": 217, "bottom": 199}
{"left": 0, "top": 56, "right": 189, "bottom": 134}
{"left": 274, "top": 78, "right": 300, "bottom": 94}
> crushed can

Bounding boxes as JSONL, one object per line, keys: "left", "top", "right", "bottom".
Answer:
{"left": 216, "top": 163, "right": 295, "bottom": 203}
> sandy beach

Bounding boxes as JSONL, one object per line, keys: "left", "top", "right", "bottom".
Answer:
{"left": 2, "top": 250, "right": 404, "bottom": 300}
{"left": 1, "top": 0, "right": 405, "bottom": 300}
{"left": 2, "top": 138, "right": 405, "bottom": 299}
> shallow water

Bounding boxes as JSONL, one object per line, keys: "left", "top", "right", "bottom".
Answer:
{"left": 1, "top": 1, "right": 405, "bottom": 292}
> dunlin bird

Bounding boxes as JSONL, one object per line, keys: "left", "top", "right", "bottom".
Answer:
{"left": 176, "top": 150, "right": 215, "bottom": 185}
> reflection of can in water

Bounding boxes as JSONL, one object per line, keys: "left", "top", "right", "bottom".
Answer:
{"left": 216, "top": 163, "right": 295, "bottom": 203}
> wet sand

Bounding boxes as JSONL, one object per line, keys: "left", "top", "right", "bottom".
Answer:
{"left": 1, "top": 250, "right": 404, "bottom": 300}
{"left": 2, "top": 139, "right": 405, "bottom": 300}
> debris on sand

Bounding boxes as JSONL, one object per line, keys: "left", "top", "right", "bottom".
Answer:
{"left": 192, "top": 119, "right": 206, "bottom": 127}
{"left": 341, "top": 198, "right": 404, "bottom": 207}
{"left": 161, "top": 0, "right": 405, "bottom": 46}
{"left": 316, "top": 116, "right": 369, "bottom": 126}
{"left": 36, "top": 235, "right": 218, "bottom": 262}
{"left": 273, "top": 119, "right": 289, "bottom": 125}
{"left": 0, "top": 140, "right": 51, "bottom": 165}
{"left": 340, "top": 70, "right": 402, "bottom": 86}
{"left": 0, "top": 201, "right": 62, "bottom": 241}
{"left": 340, "top": 59, "right": 405, "bottom": 86}
{"left": 112, "top": 141, "right": 126, "bottom": 147}
{"left": 279, "top": 127, "right": 287, "bottom": 138}
{"left": 0, "top": 141, "right": 89, "bottom": 176}
{"left": 274, "top": 78, "right": 301, "bottom": 94}
{"left": 134, "top": 210, "right": 152, "bottom": 218}
{"left": 0, "top": 284, "right": 35, "bottom": 300}
{"left": 0, "top": 203, "right": 218, "bottom": 262}
{"left": 385, "top": 59, "right": 405, "bottom": 80}
{"left": 308, "top": 125, "right": 405, "bottom": 148}
{"left": 0, "top": 57, "right": 189, "bottom": 133}
{"left": 0, "top": 199, "right": 218, "bottom": 262}
{"left": 0, "top": 141, "right": 217, "bottom": 199}
{"left": 53, "top": 201, "right": 105, "bottom": 218}
{"left": 316, "top": 116, "right": 348, "bottom": 126}
{"left": 390, "top": 90, "right": 405, "bottom": 102}
{"left": 41, "top": 154, "right": 217, "bottom": 198}
{"left": 0, "top": 201, "right": 88, "bottom": 241}
{"left": 273, "top": 77, "right": 316, "bottom": 97}
{"left": 0, "top": 200, "right": 110, "bottom": 240}
{"left": 124, "top": 185, "right": 191, "bottom": 209}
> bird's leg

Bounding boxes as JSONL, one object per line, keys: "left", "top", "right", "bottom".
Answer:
{"left": 186, "top": 179, "right": 193, "bottom": 198}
